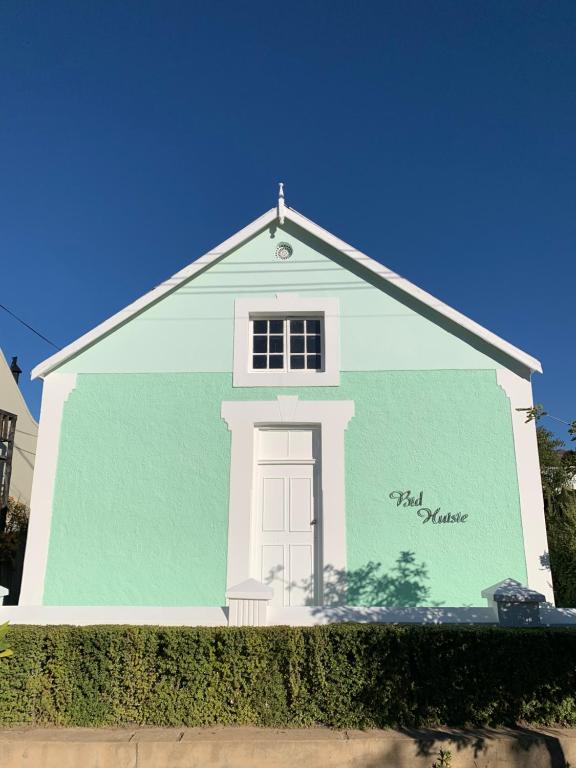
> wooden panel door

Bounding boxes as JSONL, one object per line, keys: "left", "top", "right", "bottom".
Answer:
{"left": 255, "top": 428, "right": 319, "bottom": 607}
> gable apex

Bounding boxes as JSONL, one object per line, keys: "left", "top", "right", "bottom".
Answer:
{"left": 32, "top": 204, "right": 542, "bottom": 379}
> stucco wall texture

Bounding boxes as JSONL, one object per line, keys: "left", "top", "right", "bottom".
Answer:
{"left": 43, "top": 371, "right": 526, "bottom": 607}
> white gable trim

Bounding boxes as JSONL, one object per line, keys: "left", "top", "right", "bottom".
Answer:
{"left": 287, "top": 208, "right": 542, "bottom": 374}
{"left": 32, "top": 206, "right": 542, "bottom": 379}
{"left": 31, "top": 208, "right": 278, "bottom": 379}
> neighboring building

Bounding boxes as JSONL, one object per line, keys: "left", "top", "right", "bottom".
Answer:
{"left": 0, "top": 348, "right": 38, "bottom": 509}
{"left": 18, "top": 189, "right": 552, "bottom": 623}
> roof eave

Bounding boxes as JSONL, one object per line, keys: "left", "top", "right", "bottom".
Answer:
{"left": 32, "top": 207, "right": 278, "bottom": 380}
{"left": 285, "top": 208, "right": 542, "bottom": 374}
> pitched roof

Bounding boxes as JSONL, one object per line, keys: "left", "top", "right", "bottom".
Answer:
{"left": 0, "top": 347, "right": 38, "bottom": 425}
{"left": 32, "top": 205, "right": 542, "bottom": 379}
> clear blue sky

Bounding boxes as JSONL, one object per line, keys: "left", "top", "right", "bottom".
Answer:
{"left": 1, "top": 1, "right": 574, "bottom": 440}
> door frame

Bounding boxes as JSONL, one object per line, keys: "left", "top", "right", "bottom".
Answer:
{"left": 221, "top": 396, "right": 354, "bottom": 602}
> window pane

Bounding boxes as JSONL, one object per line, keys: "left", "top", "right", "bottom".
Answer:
{"left": 291, "top": 335, "right": 305, "bottom": 353}
{"left": 253, "top": 336, "right": 267, "bottom": 353}
{"left": 269, "top": 335, "right": 284, "bottom": 353}
{"left": 250, "top": 316, "right": 324, "bottom": 375}
{"left": 306, "top": 335, "right": 321, "bottom": 353}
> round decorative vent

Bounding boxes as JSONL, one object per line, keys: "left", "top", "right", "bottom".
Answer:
{"left": 275, "top": 242, "right": 293, "bottom": 261}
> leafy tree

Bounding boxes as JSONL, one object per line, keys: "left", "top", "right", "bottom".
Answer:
{"left": 0, "top": 498, "right": 29, "bottom": 606}
{"left": 0, "top": 497, "right": 29, "bottom": 565}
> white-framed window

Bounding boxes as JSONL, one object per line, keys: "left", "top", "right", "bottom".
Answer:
{"left": 233, "top": 294, "right": 340, "bottom": 387}
{"left": 251, "top": 317, "right": 323, "bottom": 372}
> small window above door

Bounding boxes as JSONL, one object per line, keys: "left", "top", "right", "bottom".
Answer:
{"left": 233, "top": 294, "right": 339, "bottom": 387}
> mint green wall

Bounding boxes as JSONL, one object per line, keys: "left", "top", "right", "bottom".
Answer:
{"left": 58, "top": 222, "right": 507, "bottom": 375}
{"left": 43, "top": 371, "right": 526, "bottom": 607}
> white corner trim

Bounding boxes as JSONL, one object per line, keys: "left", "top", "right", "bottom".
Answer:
{"left": 32, "top": 205, "right": 541, "bottom": 380}
{"left": 18, "top": 373, "right": 77, "bottom": 606}
{"left": 221, "top": 397, "right": 354, "bottom": 593}
{"left": 496, "top": 369, "right": 554, "bottom": 603}
{"left": 233, "top": 294, "right": 340, "bottom": 387}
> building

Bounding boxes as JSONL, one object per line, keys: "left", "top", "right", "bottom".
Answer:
{"left": 0, "top": 349, "right": 38, "bottom": 606}
{"left": 16, "top": 188, "right": 552, "bottom": 624}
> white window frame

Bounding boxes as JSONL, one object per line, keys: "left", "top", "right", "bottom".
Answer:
{"left": 233, "top": 294, "right": 340, "bottom": 387}
{"left": 250, "top": 316, "right": 324, "bottom": 373}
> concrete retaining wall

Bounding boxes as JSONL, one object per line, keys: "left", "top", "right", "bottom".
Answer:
{"left": 1, "top": 727, "right": 575, "bottom": 767}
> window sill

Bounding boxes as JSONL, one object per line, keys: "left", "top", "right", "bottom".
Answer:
{"left": 233, "top": 370, "right": 340, "bottom": 387}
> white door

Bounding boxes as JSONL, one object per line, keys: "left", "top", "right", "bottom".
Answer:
{"left": 254, "top": 428, "right": 320, "bottom": 607}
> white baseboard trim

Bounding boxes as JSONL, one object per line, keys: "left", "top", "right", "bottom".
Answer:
{"left": 0, "top": 606, "right": 229, "bottom": 626}
{"left": 3, "top": 603, "right": 574, "bottom": 626}
{"left": 268, "top": 606, "right": 499, "bottom": 625}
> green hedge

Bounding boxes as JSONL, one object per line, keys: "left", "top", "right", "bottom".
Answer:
{"left": 2, "top": 624, "right": 576, "bottom": 728}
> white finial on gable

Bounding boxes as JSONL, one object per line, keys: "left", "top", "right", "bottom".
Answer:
{"left": 277, "top": 182, "right": 285, "bottom": 225}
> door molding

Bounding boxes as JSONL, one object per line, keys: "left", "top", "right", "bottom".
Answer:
{"left": 221, "top": 396, "right": 354, "bottom": 594}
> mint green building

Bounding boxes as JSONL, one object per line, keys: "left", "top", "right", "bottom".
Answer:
{"left": 18, "top": 190, "right": 552, "bottom": 625}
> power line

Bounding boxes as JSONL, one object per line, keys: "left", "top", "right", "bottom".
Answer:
{"left": 0, "top": 302, "right": 61, "bottom": 350}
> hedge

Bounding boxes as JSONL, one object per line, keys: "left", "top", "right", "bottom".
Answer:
{"left": 1, "top": 624, "right": 576, "bottom": 728}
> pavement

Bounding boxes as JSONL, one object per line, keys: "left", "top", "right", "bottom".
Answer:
{"left": 0, "top": 725, "right": 575, "bottom": 767}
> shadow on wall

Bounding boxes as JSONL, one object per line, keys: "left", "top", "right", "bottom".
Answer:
{"left": 362, "top": 726, "right": 570, "bottom": 768}
{"left": 319, "top": 551, "right": 440, "bottom": 608}
{"left": 265, "top": 550, "right": 442, "bottom": 611}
